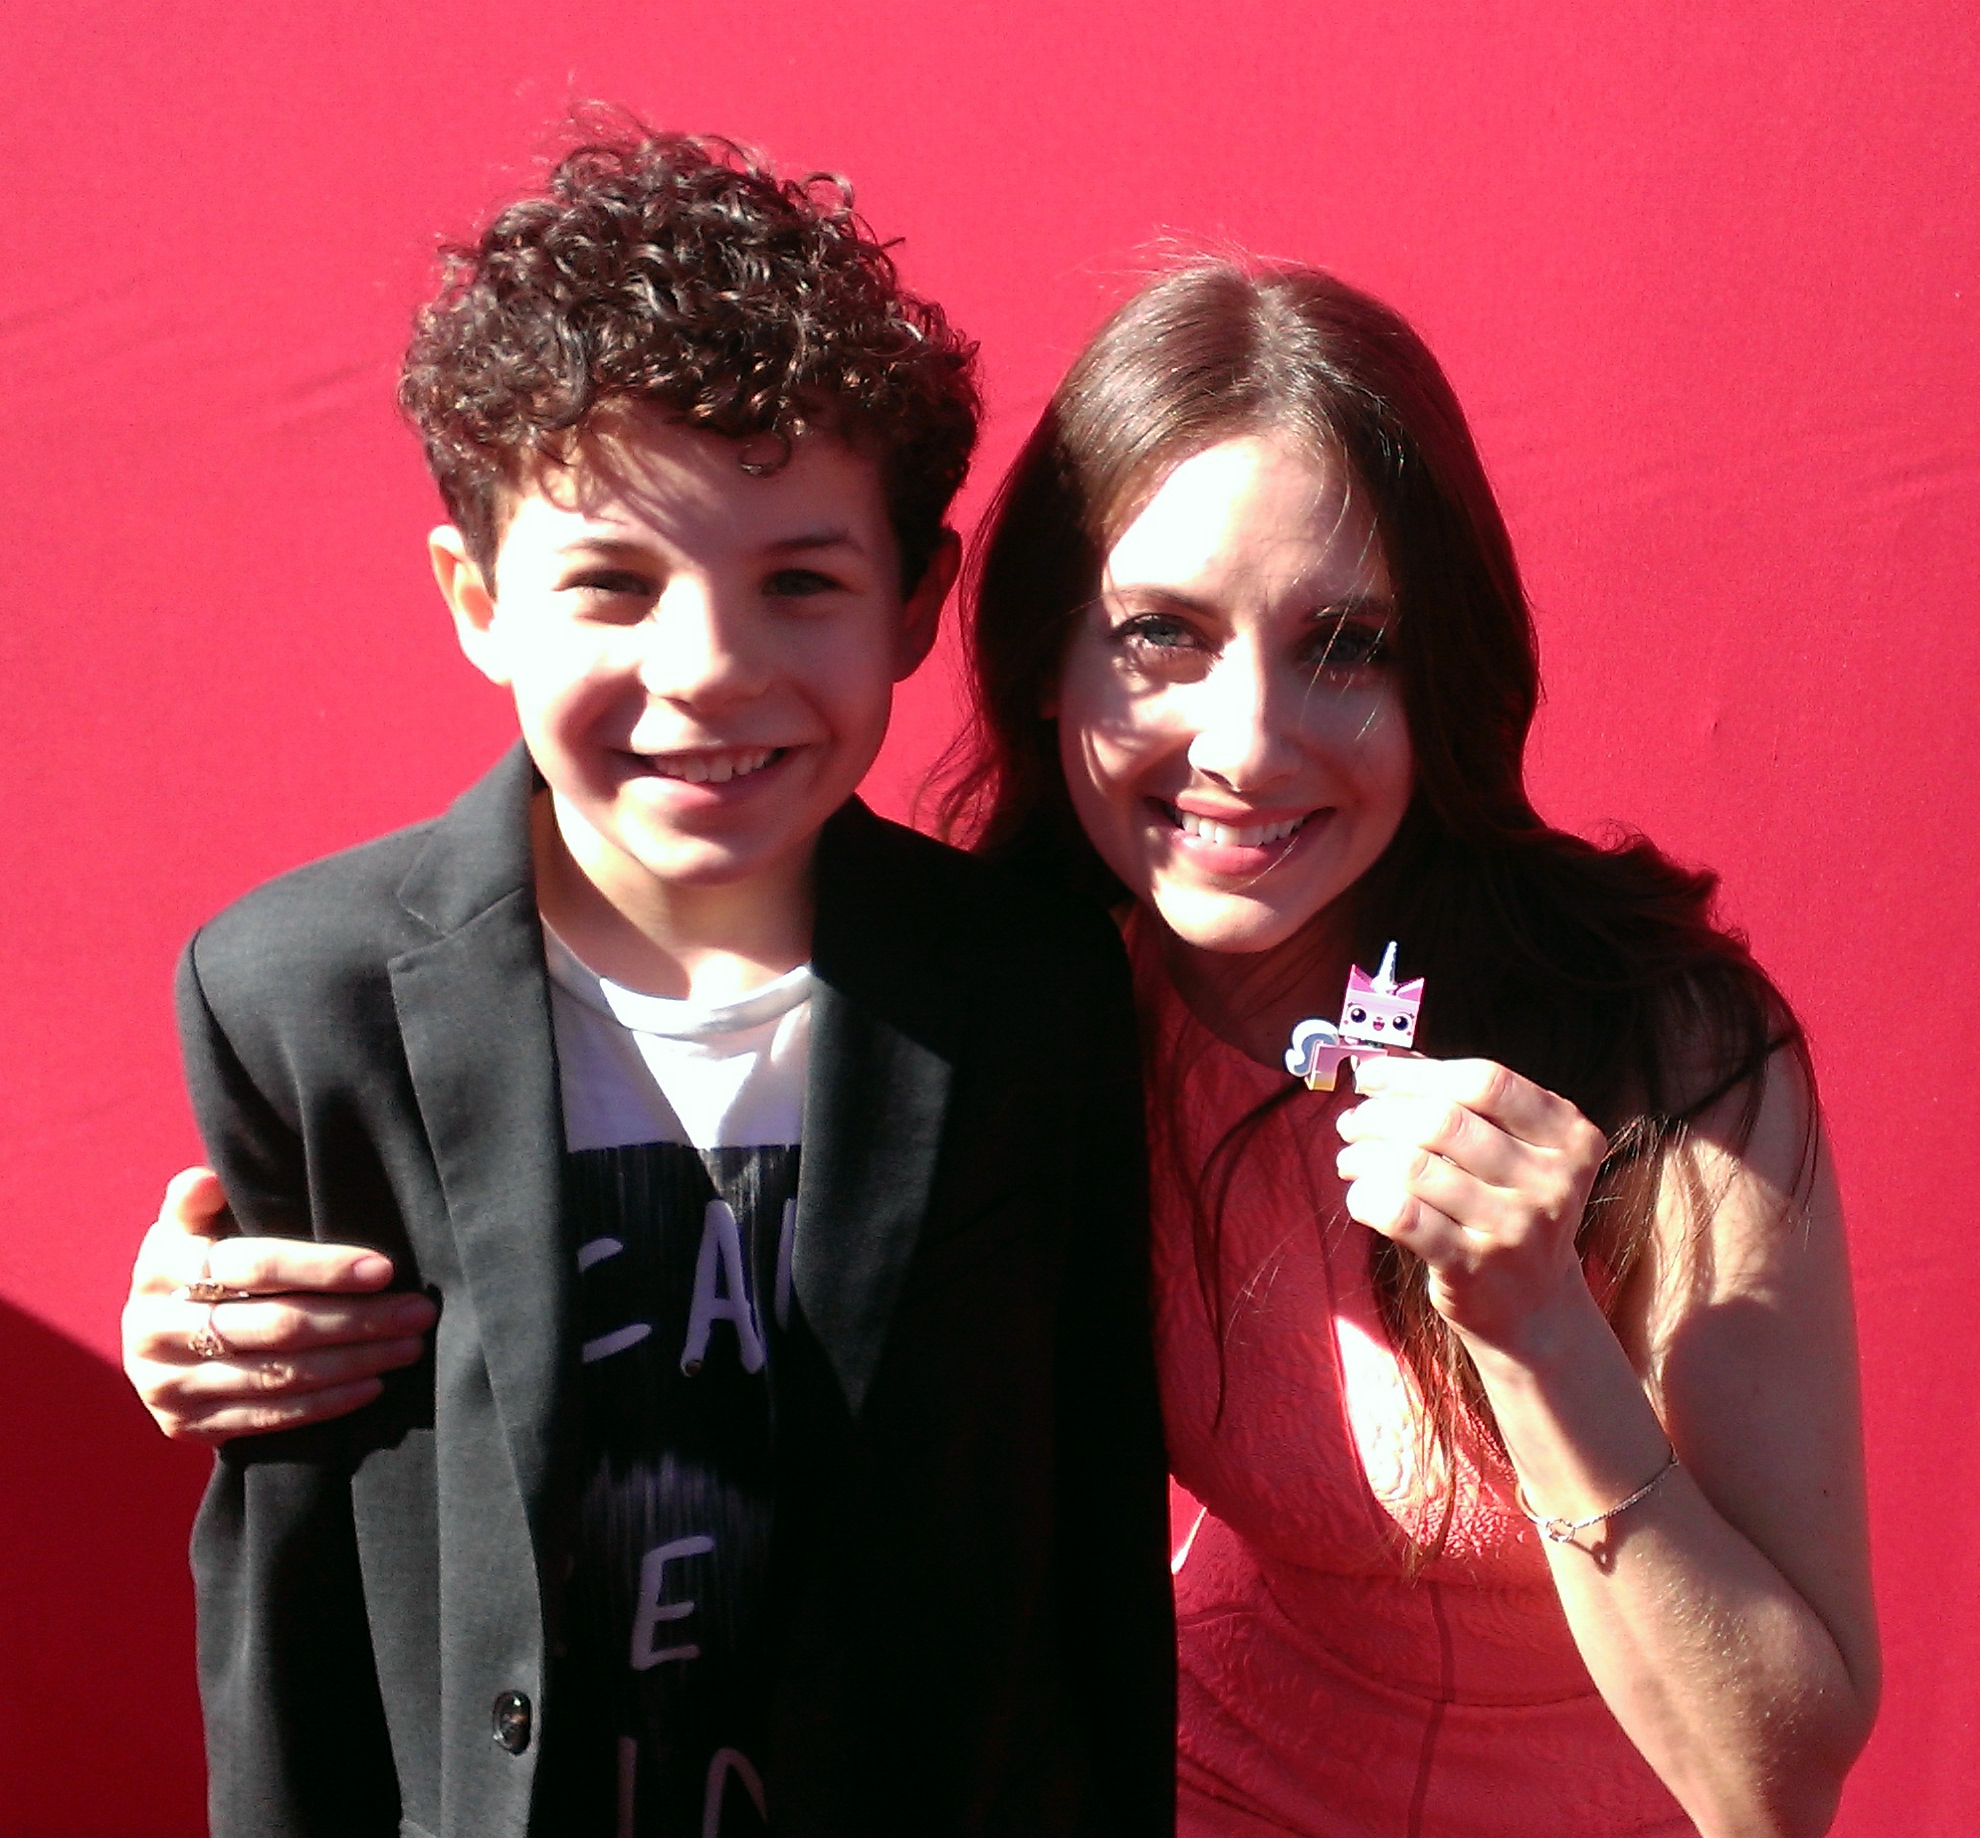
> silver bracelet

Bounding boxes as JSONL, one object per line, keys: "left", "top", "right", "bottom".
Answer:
{"left": 1517, "top": 1447, "right": 1680, "bottom": 1545}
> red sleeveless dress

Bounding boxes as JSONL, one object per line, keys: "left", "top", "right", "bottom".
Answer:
{"left": 1139, "top": 955, "right": 1695, "bottom": 1837}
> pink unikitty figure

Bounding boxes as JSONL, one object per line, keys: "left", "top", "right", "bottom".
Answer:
{"left": 1284, "top": 941, "right": 1425, "bottom": 1092}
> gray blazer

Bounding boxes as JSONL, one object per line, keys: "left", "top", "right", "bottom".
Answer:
{"left": 178, "top": 745, "right": 1175, "bottom": 1838}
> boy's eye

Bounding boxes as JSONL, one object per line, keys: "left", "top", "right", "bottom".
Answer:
{"left": 763, "top": 567, "right": 844, "bottom": 600}
{"left": 566, "top": 570, "right": 653, "bottom": 601}
{"left": 1303, "top": 613, "right": 1390, "bottom": 678}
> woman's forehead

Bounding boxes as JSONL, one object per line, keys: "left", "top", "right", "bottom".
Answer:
{"left": 1103, "top": 434, "right": 1389, "bottom": 599}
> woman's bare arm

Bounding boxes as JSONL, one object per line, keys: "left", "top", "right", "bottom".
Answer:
{"left": 1336, "top": 1054, "right": 1877, "bottom": 1838}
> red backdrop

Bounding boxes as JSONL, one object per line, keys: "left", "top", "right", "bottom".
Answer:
{"left": 4, "top": 3, "right": 1974, "bottom": 1831}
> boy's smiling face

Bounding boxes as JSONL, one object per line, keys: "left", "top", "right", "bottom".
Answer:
{"left": 436, "top": 406, "right": 953, "bottom": 979}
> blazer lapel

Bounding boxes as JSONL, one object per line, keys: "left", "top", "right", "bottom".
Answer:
{"left": 794, "top": 802, "right": 963, "bottom": 1415}
{"left": 384, "top": 773, "right": 959, "bottom": 1442}
{"left": 389, "top": 747, "right": 572, "bottom": 1532}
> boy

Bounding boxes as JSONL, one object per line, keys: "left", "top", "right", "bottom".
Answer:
{"left": 175, "top": 124, "right": 1172, "bottom": 1837}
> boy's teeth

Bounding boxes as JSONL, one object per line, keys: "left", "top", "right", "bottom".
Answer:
{"left": 649, "top": 748, "right": 777, "bottom": 784}
{"left": 1174, "top": 809, "right": 1306, "bottom": 849}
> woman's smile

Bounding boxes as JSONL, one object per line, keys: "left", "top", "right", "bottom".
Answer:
{"left": 1148, "top": 795, "right": 1329, "bottom": 879}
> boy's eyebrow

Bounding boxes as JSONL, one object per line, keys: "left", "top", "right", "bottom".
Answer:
{"left": 764, "top": 526, "right": 863, "bottom": 556}
{"left": 553, "top": 529, "right": 868, "bottom": 560}
{"left": 556, "top": 535, "right": 657, "bottom": 560}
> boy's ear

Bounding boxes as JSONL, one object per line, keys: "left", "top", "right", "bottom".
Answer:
{"left": 892, "top": 529, "right": 962, "bottom": 681}
{"left": 430, "top": 526, "right": 510, "bottom": 687}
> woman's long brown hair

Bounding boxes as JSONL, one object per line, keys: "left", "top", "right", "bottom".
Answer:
{"left": 936, "top": 263, "right": 1812, "bottom": 1560}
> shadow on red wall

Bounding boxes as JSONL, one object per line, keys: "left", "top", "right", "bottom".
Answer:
{"left": 0, "top": 1300, "right": 208, "bottom": 1837}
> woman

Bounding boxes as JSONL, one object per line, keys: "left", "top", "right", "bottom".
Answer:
{"left": 125, "top": 264, "right": 1877, "bottom": 1834}
{"left": 944, "top": 264, "right": 1876, "bottom": 1836}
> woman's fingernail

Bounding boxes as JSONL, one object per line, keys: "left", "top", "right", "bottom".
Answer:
{"left": 353, "top": 1253, "right": 393, "bottom": 1285}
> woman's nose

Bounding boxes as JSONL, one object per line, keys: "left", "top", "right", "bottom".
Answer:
{"left": 636, "top": 577, "right": 769, "bottom": 709}
{"left": 1183, "top": 644, "right": 1300, "bottom": 790}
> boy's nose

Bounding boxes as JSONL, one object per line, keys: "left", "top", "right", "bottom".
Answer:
{"left": 636, "top": 578, "right": 769, "bottom": 708}
{"left": 1184, "top": 646, "right": 1300, "bottom": 791}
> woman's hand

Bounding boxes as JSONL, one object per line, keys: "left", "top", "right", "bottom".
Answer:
{"left": 121, "top": 1167, "right": 437, "bottom": 1444}
{"left": 1332, "top": 1053, "right": 1611, "bottom": 1352}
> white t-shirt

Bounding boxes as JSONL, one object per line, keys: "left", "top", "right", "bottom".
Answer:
{"left": 547, "top": 928, "right": 811, "bottom": 1154}
{"left": 543, "top": 923, "right": 807, "bottom": 1838}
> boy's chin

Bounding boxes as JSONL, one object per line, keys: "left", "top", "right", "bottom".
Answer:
{"left": 539, "top": 794, "right": 817, "bottom": 905}
{"left": 602, "top": 829, "right": 818, "bottom": 891}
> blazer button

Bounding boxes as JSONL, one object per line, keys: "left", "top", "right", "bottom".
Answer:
{"left": 491, "top": 1690, "right": 532, "bottom": 1754}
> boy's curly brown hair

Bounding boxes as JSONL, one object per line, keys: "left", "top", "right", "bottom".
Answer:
{"left": 399, "top": 117, "right": 980, "bottom": 590}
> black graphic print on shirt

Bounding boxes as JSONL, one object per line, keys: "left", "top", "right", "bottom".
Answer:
{"left": 559, "top": 1137, "right": 800, "bottom": 1838}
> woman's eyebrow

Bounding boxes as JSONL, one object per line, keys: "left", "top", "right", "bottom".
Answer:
{"left": 1103, "top": 584, "right": 1220, "bottom": 615}
{"left": 1310, "top": 592, "right": 1396, "bottom": 620}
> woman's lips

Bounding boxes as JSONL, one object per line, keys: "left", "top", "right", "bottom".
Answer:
{"left": 1171, "top": 806, "right": 1306, "bottom": 848}
{"left": 1154, "top": 799, "right": 1326, "bottom": 875}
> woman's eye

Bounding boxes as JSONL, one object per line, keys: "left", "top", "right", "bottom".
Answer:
{"left": 1304, "top": 617, "right": 1390, "bottom": 676}
{"left": 1110, "top": 612, "right": 1208, "bottom": 673}
{"left": 764, "top": 567, "right": 843, "bottom": 600}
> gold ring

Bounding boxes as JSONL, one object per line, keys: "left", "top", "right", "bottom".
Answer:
{"left": 175, "top": 1277, "right": 252, "bottom": 1304}
{"left": 173, "top": 1247, "right": 251, "bottom": 1306}
{"left": 188, "top": 1302, "right": 230, "bottom": 1362}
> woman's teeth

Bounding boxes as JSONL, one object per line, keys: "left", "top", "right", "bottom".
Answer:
{"left": 648, "top": 748, "right": 779, "bottom": 784}
{"left": 1172, "top": 808, "right": 1306, "bottom": 848}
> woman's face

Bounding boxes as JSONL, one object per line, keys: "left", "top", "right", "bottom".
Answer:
{"left": 1055, "top": 433, "right": 1413, "bottom": 956}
